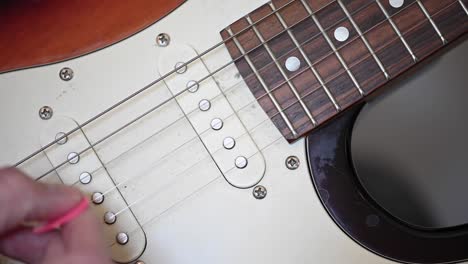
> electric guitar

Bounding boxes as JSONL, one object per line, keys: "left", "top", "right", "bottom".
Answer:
{"left": 1, "top": 0, "right": 467, "bottom": 263}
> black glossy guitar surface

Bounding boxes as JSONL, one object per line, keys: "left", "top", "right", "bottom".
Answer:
{"left": 305, "top": 39, "right": 468, "bottom": 263}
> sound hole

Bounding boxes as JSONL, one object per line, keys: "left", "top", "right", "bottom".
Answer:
{"left": 351, "top": 39, "right": 468, "bottom": 229}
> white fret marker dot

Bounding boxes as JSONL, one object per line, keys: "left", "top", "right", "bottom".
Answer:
{"left": 334, "top": 27, "right": 349, "bottom": 42}
{"left": 285, "top": 56, "right": 301, "bottom": 72}
{"left": 389, "top": 0, "right": 404, "bottom": 8}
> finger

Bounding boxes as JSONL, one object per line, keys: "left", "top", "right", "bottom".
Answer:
{"left": 0, "top": 228, "right": 62, "bottom": 263}
{"left": 61, "top": 207, "right": 109, "bottom": 257}
{"left": 0, "top": 168, "right": 82, "bottom": 235}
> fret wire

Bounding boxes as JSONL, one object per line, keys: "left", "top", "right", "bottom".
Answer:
{"left": 253, "top": 0, "right": 457, "bottom": 133}
{"left": 337, "top": 0, "right": 390, "bottom": 79}
{"left": 282, "top": 0, "right": 464, "bottom": 116}
{"left": 375, "top": 0, "right": 418, "bottom": 61}
{"left": 226, "top": 27, "right": 298, "bottom": 136}
{"left": 416, "top": 0, "right": 447, "bottom": 44}
{"left": 245, "top": 15, "right": 318, "bottom": 126}
{"left": 269, "top": 1, "right": 341, "bottom": 111}
{"left": 300, "top": 0, "right": 365, "bottom": 96}
{"left": 254, "top": 0, "right": 380, "bottom": 90}
{"left": 460, "top": 0, "right": 468, "bottom": 15}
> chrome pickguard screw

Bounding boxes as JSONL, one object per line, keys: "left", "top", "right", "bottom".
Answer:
{"left": 253, "top": 185, "right": 267, "bottom": 200}
{"left": 59, "top": 67, "right": 74, "bottom": 81}
{"left": 39, "top": 106, "right": 53, "bottom": 120}
{"left": 286, "top": 156, "right": 300, "bottom": 170}
{"left": 156, "top": 33, "right": 171, "bottom": 47}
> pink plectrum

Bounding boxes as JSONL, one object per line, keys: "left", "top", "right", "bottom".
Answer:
{"left": 33, "top": 197, "right": 89, "bottom": 234}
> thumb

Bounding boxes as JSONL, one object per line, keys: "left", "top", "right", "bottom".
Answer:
{"left": 0, "top": 168, "right": 82, "bottom": 236}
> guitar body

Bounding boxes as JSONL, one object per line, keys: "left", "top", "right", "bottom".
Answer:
{"left": 0, "top": 0, "right": 185, "bottom": 73}
{"left": 0, "top": 0, "right": 467, "bottom": 263}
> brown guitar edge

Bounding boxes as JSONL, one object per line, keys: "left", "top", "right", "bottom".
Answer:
{"left": 0, "top": 0, "right": 186, "bottom": 74}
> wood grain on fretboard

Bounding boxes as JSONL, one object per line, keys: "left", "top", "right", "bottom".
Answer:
{"left": 220, "top": 0, "right": 468, "bottom": 142}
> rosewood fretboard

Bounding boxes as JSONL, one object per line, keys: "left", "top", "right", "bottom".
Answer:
{"left": 221, "top": 0, "right": 468, "bottom": 142}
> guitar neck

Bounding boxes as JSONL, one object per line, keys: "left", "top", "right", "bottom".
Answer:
{"left": 221, "top": 0, "right": 468, "bottom": 142}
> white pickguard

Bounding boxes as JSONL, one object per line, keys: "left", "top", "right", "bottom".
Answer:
{"left": 0, "top": 0, "right": 397, "bottom": 263}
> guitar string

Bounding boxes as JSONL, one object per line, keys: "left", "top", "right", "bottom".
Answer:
{"left": 113, "top": 118, "right": 282, "bottom": 217}
{"left": 79, "top": 16, "right": 462, "bottom": 249}
{"left": 111, "top": 118, "right": 292, "bottom": 218}
{"left": 58, "top": 0, "right": 386, "bottom": 190}
{"left": 106, "top": 25, "right": 410, "bottom": 219}
{"left": 66, "top": 15, "right": 424, "bottom": 198}
{"left": 40, "top": 0, "right": 458, "bottom": 248}
{"left": 43, "top": 0, "right": 454, "bottom": 214}
{"left": 24, "top": 0, "right": 340, "bottom": 180}
{"left": 94, "top": 15, "right": 430, "bottom": 220}
{"left": 19, "top": 2, "right": 454, "bottom": 246}
{"left": 45, "top": 2, "right": 457, "bottom": 213}
{"left": 108, "top": 135, "right": 285, "bottom": 248}
{"left": 16, "top": 0, "right": 454, "bottom": 178}
{"left": 31, "top": 0, "right": 410, "bottom": 182}
{"left": 12, "top": 0, "right": 311, "bottom": 168}
{"left": 14, "top": 0, "right": 378, "bottom": 170}
{"left": 70, "top": 89, "right": 310, "bottom": 199}
{"left": 102, "top": 4, "right": 459, "bottom": 239}
{"left": 0, "top": 0, "right": 453, "bottom": 248}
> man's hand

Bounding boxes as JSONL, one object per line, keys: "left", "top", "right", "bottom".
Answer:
{"left": 0, "top": 168, "right": 112, "bottom": 264}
